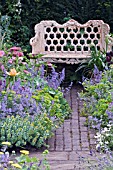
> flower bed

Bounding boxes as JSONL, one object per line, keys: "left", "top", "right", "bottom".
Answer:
{"left": 0, "top": 46, "right": 71, "bottom": 149}
{"left": 80, "top": 65, "right": 113, "bottom": 152}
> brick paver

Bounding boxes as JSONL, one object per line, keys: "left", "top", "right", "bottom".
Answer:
{"left": 30, "top": 85, "right": 99, "bottom": 169}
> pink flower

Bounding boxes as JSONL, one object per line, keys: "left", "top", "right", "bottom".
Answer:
{"left": 12, "top": 57, "right": 16, "bottom": 61}
{"left": 12, "top": 51, "right": 19, "bottom": 57}
{"left": 47, "top": 62, "right": 52, "bottom": 67}
{"left": 10, "top": 46, "right": 21, "bottom": 51}
{"left": 22, "top": 62, "right": 27, "bottom": 65}
{"left": 24, "top": 70, "right": 30, "bottom": 74}
{"left": 0, "top": 50, "right": 5, "bottom": 57}
{"left": 8, "top": 59, "right": 13, "bottom": 64}
{"left": 12, "top": 51, "right": 24, "bottom": 57}
{"left": 18, "top": 52, "right": 24, "bottom": 57}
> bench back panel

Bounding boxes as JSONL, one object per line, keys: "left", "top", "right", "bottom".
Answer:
{"left": 30, "top": 19, "right": 110, "bottom": 55}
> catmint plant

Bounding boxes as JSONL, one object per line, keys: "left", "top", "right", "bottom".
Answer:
{"left": 0, "top": 46, "right": 71, "bottom": 149}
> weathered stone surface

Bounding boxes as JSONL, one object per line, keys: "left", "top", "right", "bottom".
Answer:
{"left": 48, "top": 136, "right": 55, "bottom": 151}
{"left": 56, "top": 126, "right": 63, "bottom": 135}
{"left": 50, "top": 163, "right": 75, "bottom": 170}
{"left": 56, "top": 135, "right": 63, "bottom": 151}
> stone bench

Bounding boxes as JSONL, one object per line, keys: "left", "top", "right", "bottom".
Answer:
{"left": 30, "top": 19, "right": 113, "bottom": 64}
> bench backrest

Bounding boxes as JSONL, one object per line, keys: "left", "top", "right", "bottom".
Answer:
{"left": 30, "top": 19, "right": 110, "bottom": 55}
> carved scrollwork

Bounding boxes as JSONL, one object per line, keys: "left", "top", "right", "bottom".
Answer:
{"left": 35, "top": 57, "right": 89, "bottom": 64}
{"left": 30, "top": 23, "right": 44, "bottom": 54}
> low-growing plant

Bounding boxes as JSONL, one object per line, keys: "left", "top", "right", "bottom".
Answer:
{"left": 32, "top": 86, "right": 71, "bottom": 122}
{"left": 0, "top": 142, "right": 50, "bottom": 169}
{"left": 79, "top": 65, "right": 113, "bottom": 151}
{"left": 0, "top": 80, "right": 71, "bottom": 122}
{"left": 80, "top": 66, "right": 112, "bottom": 127}
{"left": 78, "top": 150, "right": 113, "bottom": 170}
{"left": 95, "top": 124, "right": 113, "bottom": 151}
{"left": 0, "top": 114, "right": 55, "bottom": 148}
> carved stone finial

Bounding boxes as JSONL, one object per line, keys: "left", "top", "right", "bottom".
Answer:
{"left": 69, "top": 19, "right": 75, "bottom": 22}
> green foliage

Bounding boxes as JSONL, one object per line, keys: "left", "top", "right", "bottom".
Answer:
{"left": 80, "top": 69, "right": 113, "bottom": 126}
{"left": 0, "top": 142, "right": 50, "bottom": 169}
{"left": 0, "top": 15, "right": 12, "bottom": 49}
{"left": 76, "top": 47, "right": 107, "bottom": 79}
{"left": 0, "top": 1, "right": 31, "bottom": 51}
{"left": 89, "top": 47, "right": 106, "bottom": 70}
{"left": 32, "top": 86, "right": 71, "bottom": 124}
{"left": 0, "top": 114, "right": 54, "bottom": 148}
{"left": 80, "top": 67, "right": 113, "bottom": 151}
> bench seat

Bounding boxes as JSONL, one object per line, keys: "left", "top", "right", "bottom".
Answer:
{"left": 38, "top": 53, "right": 91, "bottom": 64}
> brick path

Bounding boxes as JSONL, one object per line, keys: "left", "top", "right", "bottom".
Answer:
{"left": 31, "top": 85, "right": 99, "bottom": 169}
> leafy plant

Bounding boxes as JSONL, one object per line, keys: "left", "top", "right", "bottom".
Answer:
{"left": 0, "top": 142, "right": 50, "bottom": 169}
{"left": 0, "top": 114, "right": 55, "bottom": 148}
{"left": 80, "top": 67, "right": 113, "bottom": 126}
{"left": 0, "top": 15, "right": 12, "bottom": 49}
{"left": 76, "top": 46, "right": 108, "bottom": 80}
{"left": 79, "top": 65, "right": 113, "bottom": 151}
{"left": 32, "top": 86, "right": 71, "bottom": 124}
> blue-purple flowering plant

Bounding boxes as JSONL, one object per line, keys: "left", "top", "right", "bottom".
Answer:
{"left": 0, "top": 46, "right": 71, "bottom": 148}
{"left": 78, "top": 149, "right": 113, "bottom": 169}
{"left": 0, "top": 142, "right": 50, "bottom": 170}
{"left": 79, "top": 65, "right": 113, "bottom": 151}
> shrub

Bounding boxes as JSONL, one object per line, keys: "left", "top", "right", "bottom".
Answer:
{"left": 0, "top": 114, "right": 55, "bottom": 148}
{"left": 0, "top": 83, "right": 71, "bottom": 148}
{"left": 0, "top": 81, "right": 71, "bottom": 123}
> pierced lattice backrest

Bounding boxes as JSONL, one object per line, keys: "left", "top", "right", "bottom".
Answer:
{"left": 30, "top": 19, "right": 110, "bottom": 55}
{"left": 45, "top": 23, "right": 101, "bottom": 53}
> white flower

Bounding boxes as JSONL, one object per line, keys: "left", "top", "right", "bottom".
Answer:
{"left": 96, "top": 144, "right": 100, "bottom": 151}
{"left": 105, "top": 141, "right": 109, "bottom": 144}
{"left": 104, "top": 127, "right": 109, "bottom": 132}
{"left": 107, "top": 124, "right": 112, "bottom": 127}
{"left": 36, "top": 81, "right": 40, "bottom": 87}
{"left": 99, "top": 141, "right": 103, "bottom": 146}
{"left": 5, "top": 152, "right": 9, "bottom": 157}
{"left": 18, "top": 57, "right": 23, "bottom": 60}
{"left": 105, "top": 133, "right": 110, "bottom": 137}
{"left": 94, "top": 132, "right": 101, "bottom": 138}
